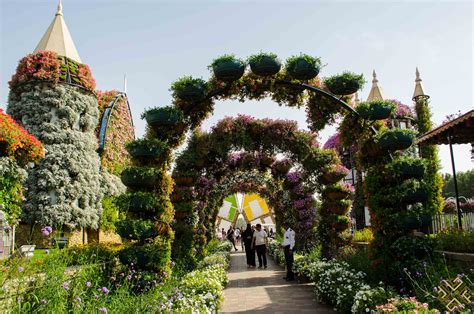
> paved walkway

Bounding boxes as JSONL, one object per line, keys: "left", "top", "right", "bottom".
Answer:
{"left": 221, "top": 250, "right": 334, "bottom": 313}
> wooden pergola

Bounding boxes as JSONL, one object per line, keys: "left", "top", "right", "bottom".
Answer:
{"left": 416, "top": 109, "right": 474, "bottom": 229}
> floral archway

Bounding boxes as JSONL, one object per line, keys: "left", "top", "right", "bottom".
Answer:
{"left": 117, "top": 52, "right": 430, "bottom": 275}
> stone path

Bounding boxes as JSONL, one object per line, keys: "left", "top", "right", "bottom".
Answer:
{"left": 221, "top": 250, "right": 334, "bottom": 313}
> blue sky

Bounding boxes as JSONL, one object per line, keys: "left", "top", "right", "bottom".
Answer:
{"left": 1, "top": 0, "right": 472, "bottom": 173}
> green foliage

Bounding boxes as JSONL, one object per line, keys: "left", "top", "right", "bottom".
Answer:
{"left": 140, "top": 106, "right": 184, "bottom": 122}
{"left": 285, "top": 54, "right": 321, "bottom": 70}
{"left": 356, "top": 100, "right": 396, "bottom": 120}
{"left": 248, "top": 52, "right": 279, "bottom": 63}
{"left": 170, "top": 76, "right": 208, "bottom": 100}
{"left": 353, "top": 228, "right": 374, "bottom": 243}
{"left": 118, "top": 242, "right": 171, "bottom": 271}
{"left": 415, "top": 97, "right": 443, "bottom": 214}
{"left": 115, "top": 192, "right": 171, "bottom": 218}
{"left": 435, "top": 230, "right": 474, "bottom": 253}
{"left": 209, "top": 54, "right": 245, "bottom": 69}
{"left": 100, "top": 196, "right": 122, "bottom": 231}
{"left": 0, "top": 157, "right": 26, "bottom": 224}
{"left": 324, "top": 72, "right": 365, "bottom": 95}
{"left": 442, "top": 170, "right": 474, "bottom": 198}
{"left": 116, "top": 219, "right": 156, "bottom": 241}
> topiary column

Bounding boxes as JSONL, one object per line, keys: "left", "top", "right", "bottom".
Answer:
{"left": 414, "top": 96, "right": 443, "bottom": 214}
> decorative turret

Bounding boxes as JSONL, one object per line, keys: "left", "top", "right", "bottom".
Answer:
{"left": 33, "top": 0, "right": 82, "bottom": 63}
{"left": 412, "top": 67, "right": 429, "bottom": 100}
{"left": 366, "top": 70, "right": 386, "bottom": 101}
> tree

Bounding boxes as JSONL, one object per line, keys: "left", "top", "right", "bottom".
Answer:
{"left": 442, "top": 170, "right": 474, "bottom": 199}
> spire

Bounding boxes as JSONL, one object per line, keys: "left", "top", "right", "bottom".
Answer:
{"left": 367, "top": 70, "right": 386, "bottom": 101}
{"left": 123, "top": 74, "right": 127, "bottom": 93}
{"left": 33, "top": 0, "right": 82, "bottom": 63}
{"left": 354, "top": 92, "right": 360, "bottom": 105}
{"left": 413, "top": 67, "right": 429, "bottom": 100}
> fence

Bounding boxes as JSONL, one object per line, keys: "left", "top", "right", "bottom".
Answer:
{"left": 429, "top": 212, "right": 474, "bottom": 234}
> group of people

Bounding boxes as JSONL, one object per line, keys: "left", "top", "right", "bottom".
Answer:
{"left": 217, "top": 223, "right": 296, "bottom": 281}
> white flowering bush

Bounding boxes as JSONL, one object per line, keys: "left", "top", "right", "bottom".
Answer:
{"left": 8, "top": 84, "right": 105, "bottom": 228}
{"left": 351, "top": 285, "right": 393, "bottom": 314}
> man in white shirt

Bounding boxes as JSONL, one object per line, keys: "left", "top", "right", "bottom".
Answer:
{"left": 252, "top": 223, "right": 268, "bottom": 269}
{"left": 282, "top": 227, "right": 295, "bottom": 281}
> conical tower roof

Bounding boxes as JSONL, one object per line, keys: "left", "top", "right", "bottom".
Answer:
{"left": 413, "top": 67, "right": 429, "bottom": 100}
{"left": 33, "top": 0, "right": 81, "bottom": 63}
{"left": 366, "top": 70, "right": 386, "bottom": 101}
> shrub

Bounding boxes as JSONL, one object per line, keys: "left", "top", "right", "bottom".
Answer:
{"left": 100, "top": 196, "right": 122, "bottom": 231}
{"left": 116, "top": 219, "right": 156, "bottom": 241}
{"left": 353, "top": 228, "right": 374, "bottom": 243}
{"left": 352, "top": 285, "right": 394, "bottom": 314}
{"left": 435, "top": 230, "right": 474, "bottom": 253}
{"left": 375, "top": 297, "right": 440, "bottom": 313}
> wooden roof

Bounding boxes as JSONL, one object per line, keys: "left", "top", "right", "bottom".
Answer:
{"left": 416, "top": 109, "right": 474, "bottom": 145}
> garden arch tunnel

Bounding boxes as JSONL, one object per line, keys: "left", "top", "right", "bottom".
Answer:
{"left": 119, "top": 53, "right": 429, "bottom": 272}
{"left": 171, "top": 115, "right": 354, "bottom": 261}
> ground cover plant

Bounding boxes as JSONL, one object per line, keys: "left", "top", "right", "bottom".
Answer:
{"left": 0, "top": 241, "right": 231, "bottom": 313}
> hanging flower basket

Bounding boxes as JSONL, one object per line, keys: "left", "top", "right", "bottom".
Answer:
{"left": 397, "top": 215, "right": 420, "bottom": 230}
{"left": 402, "top": 188, "right": 429, "bottom": 204}
{"left": 327, "top": 190, "right": 350, "bottom": 201}
{"left": 357, "top": 101, "right": 395, "bottom": 120}
{"left": 378, "top": 130, "right": 415, "bottom": 151}
{"left": 286, "top": 55, "right": 321, "bottom": 80}
{"left": 324, "top": 72, "right": 365, "bottom": 95}
{"left": 328, "top": 200, "right": 352, "bottom": 215}
{"left": 174, "top": 176, "right": 194, "bottom": 186}
{"left": 249, "top": 53, "right": 281, "bottom": 77}
{"left": 142, "top": 107, "right": 184, "bottom": 128}
{"left": 398, "top": 163, "right": 425, "bottom": 180}
{"left": 333, "top": 216, "right": 350, "bottom": 231}
{"left": 121, "top": 167, "right": 163, "bottom": 188}
{"left": 126, "top": 139, "right": 168, "bottom": 162}
{"left": 211, "top": 56, "right": 246, "bottom": 81}
{"left": 171, "top": 77, "right": 208, "bottom": 102}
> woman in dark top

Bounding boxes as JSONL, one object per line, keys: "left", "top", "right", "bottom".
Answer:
{"left": 227, "top": 226, "right": 238, "bottom": 251}
{"left": 242, "top": 223, "right": 256, "bottom": 267}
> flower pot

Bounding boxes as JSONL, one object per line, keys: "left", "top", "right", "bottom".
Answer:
{"left": 174, "top": 176, "right": 194, "bottom": 186}
{"left": 144, "top": 110, "right": 182, "bottom": 127}
{"left": 121, "top": 170, "right": 162, "bottom": 188}
{"left": 127, "top": 194, "right": 155, "bottom": 213}
{"left": 333, "top": 221, "right": 350, "bottom": 231}
{"left": 213, "top": 59, "right": 246, "bottom": 81}
{"left": 358, "top": 103, "right": 393, "bottom": 120}
{"left": 398, "top": 163, "right": 425, "bottom": 180}
{"left": 249, "top": 56, "right": 281, "bottom": 77}
{"left": 127, "top": 144, "right": 166, "bottom": 161}
{"left": 397, "top": 215, "right": 420, "bottom": 230}
{"left": 54, "top": 237, "right": 68, "bottom": 249}
{"left": 327, "top": 190, "right": 350, "bottom": 201}
{"left": 175, "top": 83, "right": 207, "bottom": 102}
{"left": 327, "top": 78, "right": 360, "bottom": 95}
{"left": 402, "top": 188, "right": 428, "bottom": 204}
{"left": 273, "top": 162, "right": 291, "bottom": 174}
{"left": 328, "top": 201, "right": 352, "bottom": 215}
{"left": 260, "top": 155, "right": 275, "bottom": 167}
{"left": 321, "top": 172, "right": 343, "bottom": 185}
{"left": 379, "top": 131, "right": 414, "bottom": 151}
{"left": 287, "top": 58, "right": 320, "bottom": 80}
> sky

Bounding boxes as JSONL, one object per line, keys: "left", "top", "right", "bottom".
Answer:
{"left": 1, "top": 0, "right": 473, "bottom": 174}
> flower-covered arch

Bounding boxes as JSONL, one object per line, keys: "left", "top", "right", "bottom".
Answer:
{"left": 118, "top": 53, "right": 431, "bottom": 272}
{"left": 170, "top": 115, "right": 352, "bottom": 263}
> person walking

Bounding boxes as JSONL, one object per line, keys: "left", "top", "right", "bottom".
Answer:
{"left": 252, "top": 224, "right": 268, "bottom": 269}
{"left": 216, "top": 228, "right": 222, "bottom": 241}
{"left": 221, "top": 228, "right": 226, "bottom": 241}
{"left": 235, "top": 227, "right": 241, "bottom": 247}
{"left": 282, "top": 227, "right": 296, "bottom": 281}
{"left": 227, "top": 226, "right": 238, "bottom": 251}
{"left": 242, "top": 224, "right": 255, "bottom": 267}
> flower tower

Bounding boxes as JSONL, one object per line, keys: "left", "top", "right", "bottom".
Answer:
{"left": 412, "top": 68, "right": 443, "bottom": 214}
{"left": 7, "top": 2, "right": 105, "bottom": 235}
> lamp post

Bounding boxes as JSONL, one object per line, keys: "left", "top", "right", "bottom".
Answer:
{"left": 447, "top": 131, "right": 463, "bottom": 230}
